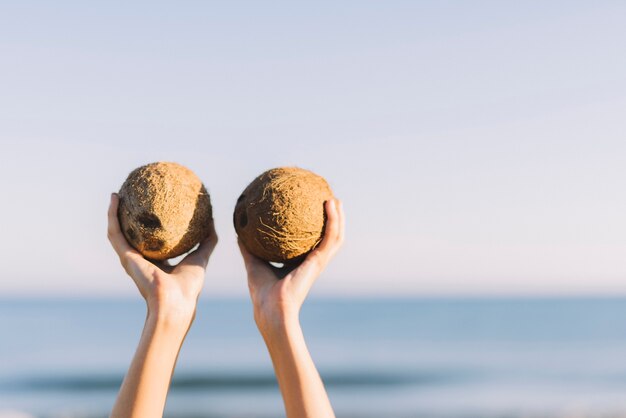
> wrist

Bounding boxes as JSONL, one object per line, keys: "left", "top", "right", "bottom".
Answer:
{"left": 260, "top": 316, "right": 308, "bottom": 367}
{"left": 256, "top": 310, "right": 301, "bottom": 341}
{"left": 146, "top": 300, "right": 196, "bottom": 335}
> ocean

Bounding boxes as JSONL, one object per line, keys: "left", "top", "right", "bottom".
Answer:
{"left": 1, "top": 298, "right": 625, "bottom": 418}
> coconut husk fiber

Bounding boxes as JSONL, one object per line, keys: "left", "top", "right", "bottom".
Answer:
{"left": 234, "top": 167, "right": 334, "bottom": 264}
{"left": 118, "top": 162, "right": 213, "bottom": 261}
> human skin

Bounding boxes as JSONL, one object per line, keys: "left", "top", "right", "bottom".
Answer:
{"left": 106, "top": 192, "right": 342, "bottom": 418}
{"left": 107, "top": 193, "right": 218, "bottom": 418}
{"left": 239, "top": 198, "right": 345, "bottom": 418}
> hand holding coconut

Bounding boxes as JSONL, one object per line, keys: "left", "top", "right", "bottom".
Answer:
{"left": 108, "top": 163, "right": 339, "bottom": 418}
{"left": 110, "top": 162, "right": 217, "bottom": 324}
{"left": 235, "top": 166, "right": 342, "bottom": 418}
{"left": 238, "top": 198, "right": 344, "bottom": 418}
{"left": 239, "top": 197, "right": 344, "bottom": 334}
{"left": 107, "top": 162, "right": 217, "bottom": 418}
{"left": 107, "top": 193, "right": 217, "bottom": 326}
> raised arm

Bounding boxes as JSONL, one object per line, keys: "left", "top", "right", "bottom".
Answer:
{"left": 107, "top": 193, "right": 217, "bottom": 418}
{"left": 239, "top": 198, "right": 345, "bottom": 418}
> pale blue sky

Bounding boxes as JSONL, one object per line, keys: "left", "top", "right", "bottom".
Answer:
{"left": 1, "top": 1, "right": 625, "bottom": 297}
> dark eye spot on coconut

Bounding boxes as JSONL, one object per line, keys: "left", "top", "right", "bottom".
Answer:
{"left": 239, "top": 211, "right": 248, "bottom": 228}
{"left": 137, "top": 212, "right": 162, "bottom": 229}
{"left": 145, "top": 238, "right": 165, "bottom": 252}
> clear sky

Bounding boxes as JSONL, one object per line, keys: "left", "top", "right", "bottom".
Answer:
{"left": 1, "top": 1, "right": 625, "bottom": 297}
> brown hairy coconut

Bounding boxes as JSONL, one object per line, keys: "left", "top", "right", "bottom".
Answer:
{"left": 234, "top": 167, "right": 334, "bottom": 264}
{"left": 118, "top": 162, "right": 213, "bottom": 261}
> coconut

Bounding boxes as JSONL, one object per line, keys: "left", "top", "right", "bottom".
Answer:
{"left": 234, "top": 167, "right": 334, "bottom": 264}
{"left": 118, "top": 162, "right": 213, "bottom": 261}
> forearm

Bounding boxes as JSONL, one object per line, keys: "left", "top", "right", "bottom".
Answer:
{"left": 111, "top": 312, "right": 190, "bottom": 418}
{"left": 262, "top": 317, "right": 335, "bottom": 418}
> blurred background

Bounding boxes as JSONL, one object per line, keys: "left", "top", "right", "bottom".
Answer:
{"left": 1, "top": 1, "right": 625, "bottom": 417}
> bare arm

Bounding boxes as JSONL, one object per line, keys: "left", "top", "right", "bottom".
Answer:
{"left": 107, "top": 193, "right": 217, "bottom": 418}
{"left": 239, "top": 198, "right": 345, "bottom": 418}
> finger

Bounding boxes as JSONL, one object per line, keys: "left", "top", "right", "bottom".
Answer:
{"left": 337, "top": 199, "right": 345, "bottom": 246}
{"left": 238, "top": 239, "right": 266, "bottom": 272}
{"left": 290, "top": 198, "right": 343, "bottom": 290}
{"left": 107, "top": 193, "right": 142, "bottom": 260}
{"left": 237, "top": 239, "right": 277, "bottom": 286}
{"left": 313, "top": 198, "right": 341, "bottom": 256}
{"left": 237, "top": 239, "right": 254, "bottom": 266}
{"left": 175, "top": 224, "right": 218, "bottom": 275}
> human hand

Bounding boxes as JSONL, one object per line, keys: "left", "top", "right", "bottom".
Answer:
{"left": 238, "top": 198, "right": 345, "bottom": 337}
{"left": 107, "top": 193, "right": 218, "bottom": 330}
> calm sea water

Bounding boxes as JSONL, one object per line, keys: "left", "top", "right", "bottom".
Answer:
{"left": 1, "top": 298, "right": 626, "bottom": 418}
